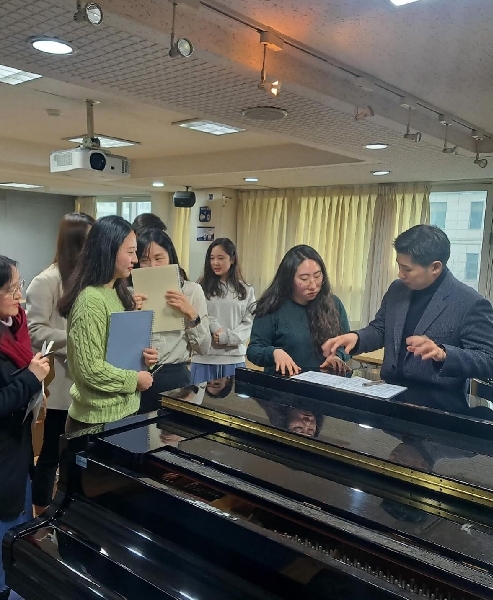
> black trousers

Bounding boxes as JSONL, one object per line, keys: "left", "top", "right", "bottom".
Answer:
{"left": 139, "top": 363, "right": 191, "bottom": 414}
{"left": 31, "top": 408, "right": 67, "bottom": 507}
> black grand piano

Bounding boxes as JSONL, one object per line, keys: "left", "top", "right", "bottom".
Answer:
{"left": 4, "top": 368, "right": 493, "bottom": 599}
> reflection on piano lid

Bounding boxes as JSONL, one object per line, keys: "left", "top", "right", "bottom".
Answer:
{"left": 4, "top": 369, "right": 493, "bottom": 600}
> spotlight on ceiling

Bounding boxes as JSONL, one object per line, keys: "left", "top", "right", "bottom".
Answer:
{"left": 403, "top": 105, "right": 422, "bottom": 143}
{"left": 473, "top": 136, "right": 488, "bottom": 168}
{"left": 371, "top": 170, "right": 391, "bottom": 176}
{"left": 354, "top": 106, "right": 374, "bottom": 122}
{"left": 474, "top": 156, "right": 488, "bottom": 169}
{"left": 439, "top": 114, "right": 458, "bottom": 155}
{"left": 258, "top": 79, "right": 281, "bottom": 98}
{"left": 168, "top": 1, "right": 194, "bottom": 58}
{"left": 74, "top": 2, "right": 103, "bottom": 26}
{"left": 258, "top": 32, "right": 283, "bottom": 97}
{"left": 244, "top": 177, "right": 259, "bottom": 183}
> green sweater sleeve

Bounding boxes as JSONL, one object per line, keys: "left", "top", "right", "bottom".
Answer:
{"left": 69, "top": 292, "right": 138, "bottom": 394}
{"left": 246, "top": 313, "right": 277, "bottom": 368}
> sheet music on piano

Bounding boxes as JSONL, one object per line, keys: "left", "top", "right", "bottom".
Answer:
{"left": 291, "top": 371, "right": 407, "bottom": 399}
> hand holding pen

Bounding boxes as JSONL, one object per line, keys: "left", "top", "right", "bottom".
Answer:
{"left": 11, "top": 340, "right": 54, "bottom": 379}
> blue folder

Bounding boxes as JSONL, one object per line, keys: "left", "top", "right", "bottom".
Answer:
{"left": 105, "top": 310, "right": 154, "bottom": 371}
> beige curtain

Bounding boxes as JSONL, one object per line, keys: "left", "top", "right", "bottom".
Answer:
{"left": 170, "top": 207, "right": 191, "bottom": 274}
{"left": 74, "top": 196, "right": 97, "bottom": 219}
{"left": 237, "top": 190, "right": 290, "bottom": 294}
{"left": 361, "top": 183, "right": 430, "bottom": 326}
{"left": 292, "top": 187, "right": 377, "bottom": 328}
{"left": 237, "top": 183, "right": 430, "bottom": 329}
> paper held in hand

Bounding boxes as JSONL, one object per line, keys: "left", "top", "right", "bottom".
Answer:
{"left": 131, "top": 264, "right": 185, "bottom": 332}
{"left": 23, "top": 339, "right": 53, "bottom": 423}
{"left": 291, "top": 371, "right": 407, "bottom": 400}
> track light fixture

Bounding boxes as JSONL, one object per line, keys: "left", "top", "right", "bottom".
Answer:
{"left": 74, "top": 2, "right": 103, "bottom": 26}
{"left": 438, "top": 115, "right": 458, "bottom": 155}
{"left": 169, "top": 1, "right": 194, "bottom": 58}
{"left": 258, "top": 33, "right": 283, "bottom": 97}
{"left": 473, "top": 139, "right": 488, "bottom": 168}
{"left": 403, "top": 106, "right": 422, "bottom": 143}
{"left": 354, "top": 106, "right": 374, "bottom": 122}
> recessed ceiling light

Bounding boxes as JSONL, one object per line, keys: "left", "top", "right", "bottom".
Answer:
{"left": 30, "top": 37, "right": 74, "bottom": 55}
{"left": 173, "top": 119, "right": 245, "bottom": 136}
{"left": 388, "top": 0, "right": 420, "bottom": 5}
{"left": 64, "top": 134, "right": 139, "bottom": 148}
{"left": 0, "top": 183, "right": 43, "bottom": 189}
{"left": 244, "top": 177, "right": 259, "bottom": 182}
{"left": 371, "top": 170, "right": 391, "bottom": 176}
{"left": 365, "top": 143, "right": 389, "bottom": 150}
{"left": 0, "top": 64, "right": 42, "bottom": 85}
{"left": 152, "top": 182, "right": 165, "bottom": 187}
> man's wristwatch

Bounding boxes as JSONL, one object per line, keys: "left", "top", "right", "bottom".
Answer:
{"left": 186, "top": 315, "right": 201, "bottom": 328}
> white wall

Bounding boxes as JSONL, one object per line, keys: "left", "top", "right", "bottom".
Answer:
{"left": 0, "top": 190, "right": 75, "bottom": 285}
{"left": 187, "top": 188, "right": 238, "bottom": 281}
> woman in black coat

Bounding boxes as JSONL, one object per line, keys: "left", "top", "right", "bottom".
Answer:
{"left": 0, "top": 256, "right": 50, "bottom": 600}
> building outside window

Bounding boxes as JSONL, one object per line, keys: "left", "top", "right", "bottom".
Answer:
{"left": 465, "top": 253, "right": 480, "bottom": 281}
{"left": 430, "top": 201, "right": 447, "bottom": 229}
{"left": 469, "top": 201, "right": 485, "bottom": 230}
{"left": 428, "top": 190, "right": 487, "bottom": 291}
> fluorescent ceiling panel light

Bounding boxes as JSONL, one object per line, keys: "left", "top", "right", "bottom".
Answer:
{"left": 31, "top": 38, "right": 74, "bottom": 55}
{"left": 244, "top": 177, "right": 259, "bottom": 182}
{"left": 371, "top": 170, "right": 391, "bottom": 176}
{"left": 0, "top": 182, "right": 43, "bottom": 188}
{"left": 174, "top": 119, "right": 245, "bottom": 136}
{"left": 0, "top": 65, "right": 42, "bottom": 85}
{"left": 388, "top": 0, "right": 420, "bottom": 6}
{"left": 365, "top": 143, "right": 388, "bottom": 150}
{"left": 152, "top": 182, "right": 165, "bottom": 187}
{"left": 64, "top": 134, "right": 139, "bottom": 148}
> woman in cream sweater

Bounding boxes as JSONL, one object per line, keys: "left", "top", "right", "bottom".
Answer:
{"left": 26, "top": 212, "right": 94, "bottom": 514}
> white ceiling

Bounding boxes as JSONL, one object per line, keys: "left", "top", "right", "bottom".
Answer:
{"left": 0, "top": 0, "right": 492, "bottom": 197}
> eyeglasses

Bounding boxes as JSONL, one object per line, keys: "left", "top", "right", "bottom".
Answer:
{"left": 295, "top": 275, "right": 325, "bottom": 289}
{"left": 2, "top": 278, "right": 25, "bottom": 298}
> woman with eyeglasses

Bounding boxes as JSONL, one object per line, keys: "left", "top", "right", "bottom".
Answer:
{"left": 247, "top": 245, "right": 350, "bottom": 376}
{"left": 26, "top": 212, "right": 94, "bottom": 516}
{"left": 134, "top": 228, "right": 210, "bottom": 413}
{"left": 0, "top": 256, "right": 50, "bottom": 600}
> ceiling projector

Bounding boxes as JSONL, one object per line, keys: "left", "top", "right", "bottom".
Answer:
{"left": 50, "top": 147, "right": 130, "bottom": 179}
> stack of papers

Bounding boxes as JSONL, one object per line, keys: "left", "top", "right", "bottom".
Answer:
{"left": 291, "top": 371, "right": 406, "bottom": 399}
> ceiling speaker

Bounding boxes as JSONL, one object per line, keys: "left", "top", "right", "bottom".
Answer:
{"left": 173, "top": 190, "right": 196, "bottom": 207}
{"left": 242, "top": 106, "right": 288, "bottom": 121}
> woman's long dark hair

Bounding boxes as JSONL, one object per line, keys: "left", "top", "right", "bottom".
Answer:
{"left": 199, "top": 238, "right": 247, "bottom": 300}
{"left": 54, "top": 212, "right": 95, "bottom": 288}
{"left": 0, "top": 255, "right": 17, "bottom": 341}
{"left": 58, "top": 215, "right": 135, "bottom": 318}
{"left": 136, "top": 228, "right": 188, "bottom": 282}
{"left": 254, "top": 245, "right": 341, "bottom": 348}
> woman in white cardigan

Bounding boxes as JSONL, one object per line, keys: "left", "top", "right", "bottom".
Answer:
{"left": 26, "top": 212, "right": 94, "bottom": 514}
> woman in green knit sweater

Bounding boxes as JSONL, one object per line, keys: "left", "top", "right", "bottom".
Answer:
{"left": 247, "top": 245, "right": 350, "bottom": 376}
{"left": 58, "top": 216, "right": 156, "bottom": 431}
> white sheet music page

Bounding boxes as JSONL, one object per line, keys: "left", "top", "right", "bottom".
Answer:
{"left": 291, "top": 371, "right": 407, "bottom": 399}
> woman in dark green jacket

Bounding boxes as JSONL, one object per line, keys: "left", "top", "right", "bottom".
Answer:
{"left": 247, "top": 245, "right": 350, "bottom": 376}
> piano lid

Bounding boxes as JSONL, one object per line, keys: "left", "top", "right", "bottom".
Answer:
{"left": 159, "top": 374, "right": 493, "bottom": 507}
